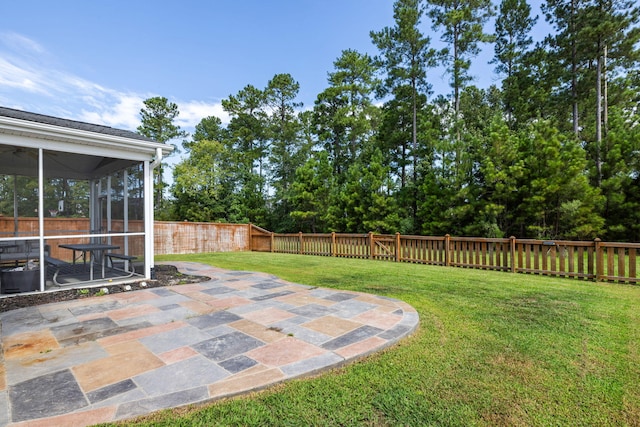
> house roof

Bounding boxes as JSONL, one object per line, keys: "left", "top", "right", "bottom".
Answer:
{"left": 0, "top": 106, "right": 154, "bottom": 142}
{"left": 0, "top": 106, "right": 173, "bottom": 179}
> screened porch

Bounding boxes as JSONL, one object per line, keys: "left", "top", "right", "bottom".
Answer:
{"left": 0, "top": 107, "right": 170, "bottom": 294}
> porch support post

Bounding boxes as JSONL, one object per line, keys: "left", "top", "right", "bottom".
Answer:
{"left": 106, "top": 175, "right": 112, "bottom": 244}
{"left": 143, "top": 160, "right": 154, "bottom": 279}
{"left": 13, "top": 175, "right": 18, "bottom": 236}
{"left": 38, "top": 148, "right": 45, "bottom": 291}
{"left": 90, "top": 180, "right": 100, "bottom": 242}
{"left": 123, "top": 169, "right": 129, "bottom": 254}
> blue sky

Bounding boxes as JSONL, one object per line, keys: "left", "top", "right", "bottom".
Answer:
{"left": 0, "top": 1, "right": 549, "bottom": 136}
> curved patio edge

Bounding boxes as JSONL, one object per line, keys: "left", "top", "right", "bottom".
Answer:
{"left": 0, "top": 261, "right": 419, "bottom": 426}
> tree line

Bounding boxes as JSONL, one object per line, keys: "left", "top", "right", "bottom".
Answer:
{"left": 139, "top": 0, "right": 640, "bottom": 242}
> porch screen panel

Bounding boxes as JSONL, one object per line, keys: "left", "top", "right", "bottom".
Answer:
{"left": 0, "top": 147, "right": 40, "bottom": 238}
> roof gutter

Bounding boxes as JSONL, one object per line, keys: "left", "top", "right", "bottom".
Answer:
{"left": 150, "top": 147, "right": 163, "bottom": 169}
{"left": 0, "top": 116, "right": 173, "bottom": 157}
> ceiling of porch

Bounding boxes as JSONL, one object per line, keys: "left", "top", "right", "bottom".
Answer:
{"left": 0, "top": 144, "right": 139, "bottom": 179}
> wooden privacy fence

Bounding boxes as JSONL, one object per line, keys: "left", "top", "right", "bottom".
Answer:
{"left": 154, "top": 221, "right": 250, "bottom": 254}
{"left": 0, "top": 217, "right": 145, "bottom": 259}
{"left": 250, "top": 227, "right": 640, "bottom": 284}
{"left": 1, "top": 218, "right": 251, "bottom": 257}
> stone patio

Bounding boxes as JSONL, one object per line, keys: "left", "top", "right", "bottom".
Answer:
{"left": 0, "top": 262, "right": 418, "bottom": 426}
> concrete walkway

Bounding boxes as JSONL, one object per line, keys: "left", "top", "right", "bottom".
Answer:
{"left": 0, "top": 262, "right": 418, "bottom": 426}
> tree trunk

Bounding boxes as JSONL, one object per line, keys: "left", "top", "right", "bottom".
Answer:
{"left": 603, "top": 44, "right": 608, "bottom": 136}
{"left": 453, "top": 24, "right": 461, "bottom": 182}
{"left": 571, "top": 0, "right": 580, "bottom": 136}
{"left": 412, "top": 76, "right": 418, "bottom": 186}
{"left": 412, "top": 76, "right": 418, "bottom": 230}
{"left": 595, "top": 40, "right": 603, "bottom": 188}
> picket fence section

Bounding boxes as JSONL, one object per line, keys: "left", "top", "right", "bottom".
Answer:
{"left": 250, "top": 226, "right": 639, "bottom": 284}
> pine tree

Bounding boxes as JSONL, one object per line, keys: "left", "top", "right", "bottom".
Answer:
{"left": 492, "top": 0, "right": 537, "bottom": 128}
{"left": 579, "top": 0, "right": 639, "bottom": 187}
{"left": 427, "top": 0, "right": 494, "bottom": 194}
{"left": 313, "top": 50, "right": 378, "bottom": 181}
{"left": 288, "top": 151, "right": 334, "bottom": 232}
{"left": 171, "top": 116, "right": 236, "bottom": 222}
{"left": 265, "top": 73, "right": 304, "bottom": 232}
{"left": 332, "top": 147, "right": 400, "bottom": 233}
{"left": 221, "top": 86, "right": 270, "bottom": 225}
{"left": 371, "top": 0, "right": 435, "bottom": 190}
{"left": 517, "top": 120, "right": 604, "bottom": 239}
{"left": 136, "top": 96, "right": 187, "bottom": 209}
{"left": 427, "top": 0, "right": 494, "bottom": 123}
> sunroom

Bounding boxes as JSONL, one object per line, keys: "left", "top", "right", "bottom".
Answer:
{"left": 0, "top": 107, "right": 172, "bottom": 294}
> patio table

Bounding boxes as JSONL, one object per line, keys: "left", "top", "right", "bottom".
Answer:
{"left": 58, "top": 243, "right": 120, "bottom": 281}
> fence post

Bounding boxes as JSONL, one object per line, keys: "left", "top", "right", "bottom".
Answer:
{"left": 510, "top": 236, "right": 516, "bottom": 273}
{"left": 331, "top": 232, "right": 336, "bottom": 257}
{"left": 248, "top": 223, "right": 253, "bottom": 252}
{"left": 369, "top": 232, "right": 375, "bottom": 260}
{"left": 445, "top": 234, "right": 451, "bottom": 266}
{"left": 395, "top": 232, "right": 401, "bottom": 263}
{"left": 270, "top": 232, "right": 274, "bottom": 253}
{"left": 595, "top": 237, "right": 603, "bottom": 282}
{"left": 299, "top": 232, "right": 303, "bottom": 255}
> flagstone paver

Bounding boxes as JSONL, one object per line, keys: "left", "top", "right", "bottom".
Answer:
{"left": 3, "top": 330, "right": 59, "bottom": 359}
{"left": 229, "top": 319, "right": 287, "bottom": 343}
{"left": 241, "top": 306, "right": 297, "bottom": 325}
{"left": 246, "top": 336, "right": 327, "bottom": 367}
{"left": 4, "top": 341, "right": 108, "bottom": 385}
{"left": 9, "top": 369, "right": 87, "bottom": 422}
{"left": 0, "top": 261, "right": 418, "bottom": 426}
{"left": 209, "top": 367, "right": 285, "bottom": 398}
{"left": 303, "top": 315, "right": 362, "bottom": 337}
{"left": 157, "top": 346, "right": 200, "bottom": 365}
{"left": 72, "top": 343, "right": 164, "bottom": 392}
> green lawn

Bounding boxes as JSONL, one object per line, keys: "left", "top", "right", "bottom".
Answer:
{"left": 109, "top": 252, "right": 640, "bottom": 426}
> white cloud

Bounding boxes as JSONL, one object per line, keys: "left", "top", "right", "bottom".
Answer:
{"left": 79, "top": 93, "right": 147, "bottom": 130}
{"left": 0, "top": 33, "right": 58, "bottom": 96}
{"left": 80, "top": 96, "right": 229, "bottom": 134}
{"left": 176, "top": 100, "right": 230, "bottom": 129}
{"left": 0, "top": 33, "right": 144, "bottom": 130}
{"left": 0, "top": 56, "right": 55, "bottom": 95}
{"left": 0, "top": 32, "right": 227, "bottom": 139}
{"left": 0, "top": 31, "right": 45, "bottom": 55}
{"left": 0, "top": 32, "right": 236, "bottom": 187}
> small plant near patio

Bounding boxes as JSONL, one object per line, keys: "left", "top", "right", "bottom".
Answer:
{"left": 77, "top": 289, "right": 89, "bottom": 295}
{"left": 95, "top": 288, "right": 109, "bottom": 296}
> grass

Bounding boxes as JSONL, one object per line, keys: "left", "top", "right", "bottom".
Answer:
{"left": 106, "top": 252, "right": 640, "bottom": 426}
